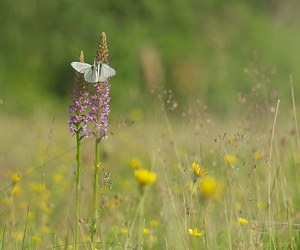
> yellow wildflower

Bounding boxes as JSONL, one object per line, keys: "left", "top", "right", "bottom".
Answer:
{"left": 143, "top": 228, "right": 151, "bottom": 235}
{"left": 129, "top": 159, "right": 142, "bottom": 169}
{"left": 53, "top": 174, "right": 63, "bottom": 183}
{"left": 32, "top": 235, "right": 41, "bottom": 243}
{"left": 12, "top": 185, "right": 21, "bottom": 195}
{"left": 192, "top": 162, "right": 208, "bottom": 177}
{"left": 11, "top": 173, "right": 21, "bottom": 184}
{"left": 29, "top": 182, "right": 46, "bottom": 193}
{"left": 253, "top": 150, "right": 263, "bottom": 161}
{"left": 238, "top": 217, "right": 249, "bottom": 225}
{"left": 224, "top": 154, "right": 237, "bottom": 165}
{"left": 150, "top": 220, "right": 158, "bottom": 227}
{"left": 199, "top": 176, "right": 217, "bottom": 198}
{"left": 188, "top": 228, "right": 202, "bottom": 237}
{"left": 134, "top": 169, "right": 157, "bottom": 186}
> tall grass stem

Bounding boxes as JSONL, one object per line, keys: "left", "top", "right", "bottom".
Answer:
{"left": 267, "top": 99, "right": 280, "bottom": 248}
{"left": 138, "top": 188, "right": 145, "bottom": 250}
{"left": 0, "top": 224, "right": 5, "bottom": 250}
{"left": 290, "top": 75, "right": 300, "bottom": 152}
{"left": 75, "top": 132, "right": 82, "bottom": 250}
{"left": 91, "top": 138, "right": 101, "bottom": 243}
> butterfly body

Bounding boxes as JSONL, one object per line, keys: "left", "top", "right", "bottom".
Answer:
{"left": 71, "top": 60, "right": 116, "bottom": 83}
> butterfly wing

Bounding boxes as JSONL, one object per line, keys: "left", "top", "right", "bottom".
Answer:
{"left": 71, "top": 62, "right": 92, "bottom": 74}
{"left": 84, "top": 66, "right": 98, "bottom": 83}
{"left": 71, "top": 62, "right": 99, "bottom": 83}
{"left": 71, "top": 61, "right": 115, "bottom": 83}
{"left": 98, "top": 63, "right": 116, "bottom": 82}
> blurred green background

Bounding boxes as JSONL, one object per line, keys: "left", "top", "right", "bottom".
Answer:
{"left": 1, "top": 0, "right": 300, "bottom": 116}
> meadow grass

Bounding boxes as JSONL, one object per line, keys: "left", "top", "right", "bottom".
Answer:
{"left": 2, "top": 51, "right": 300, "bottom": 249}
{"left": 1, "top": 83, "right": 300, "bottom": 250}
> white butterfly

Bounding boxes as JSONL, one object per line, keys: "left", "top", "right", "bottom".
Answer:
{"left": 71, "top": 59, "right": 116, "bottom": 83}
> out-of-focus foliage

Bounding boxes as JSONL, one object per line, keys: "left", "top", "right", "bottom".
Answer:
{"left": 1, "top": 0, "right": 300, "bottom": 114}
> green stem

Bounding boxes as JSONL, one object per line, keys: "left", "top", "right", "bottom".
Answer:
{"left": 204, "top": 205, "right": 208, "bottom": 250}
{"left": 0, "top": 224, "right": 5, "bottom": 250}
{"left": 138, "top": 187, "right": 145, "bottom": 250}
{"left": 187, "top": 182, "right": 196, "bottom": 249}
{"left": 91, "top": 138, "right": 101, "bottom": 243}
{"left": 75, "top": 132, "right": 82, "bottom": 250}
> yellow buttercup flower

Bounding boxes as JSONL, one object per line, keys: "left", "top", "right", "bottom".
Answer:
{"left": 32, "top": 235, "right": 41, "bottom": 243}
{"left": 192, "top": 163, "right": 208, "bottom": 177}
{"left": 134, "top": 168, "right": 157, "bottom": 186}
{"left": 188, "top": 228, "right": 202, "bottom": 237}
{"left": 129, "top": 159, "right": 142, "bottom": 169}
{"left": 143, "top": 228, "right": 151, "bottom": 235}
{"left": 29, "top": 182, "right": 46, "bottom": 193}
{"left": 199, "top": 176, "right": 217, "bottom": 198}
{"left": 238, "top": 217, "right": 249, "bottom": 225}
{"left": 11, "top": 173, "right": 21, "bottom": 184}
{"left": 53, "top": 173, "right": 64, "bottom": 183}
{"left": 150, "top": 220, "right": 158, "bottom": 227}
{"left": 12, "top": 185, "right": 21, "bottom": 195}
{"left": 224, "top": 154, "right": 237, "bottom": 165}
{"left": 253, "top": 150, "right": 263, "bottom": 161}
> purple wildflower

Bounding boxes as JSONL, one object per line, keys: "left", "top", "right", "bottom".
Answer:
{"left": 88, "top": 80, "right": 111, "bottom": 139}
{"left": 68, "top": 51, "right": 91, "bottom": 138}
{"left": 68, "top": 33, "right": 113, "bottom": 140}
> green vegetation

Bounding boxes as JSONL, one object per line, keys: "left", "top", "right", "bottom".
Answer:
{"left": 1, "top": 0, "right": 300, "bottom": 114}
{"left": 1, "top": 0, "right": 300, "bottom": 249}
